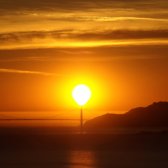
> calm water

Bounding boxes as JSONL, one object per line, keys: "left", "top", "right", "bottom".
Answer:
{"left": 0, "top": 128, "right": 168, "bottom": 168}
{"left": 1, "top": 149, "right": 168, "bottom": 168}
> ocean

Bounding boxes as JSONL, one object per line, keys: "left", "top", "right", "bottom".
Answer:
{"left": 0, "top": 127, "right": 168, "bottom": 168}
{"left": 1, "top": 149, "right": 168, "bottom": 168}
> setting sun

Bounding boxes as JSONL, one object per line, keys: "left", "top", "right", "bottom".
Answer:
{"left": 72, "top": 84, "right": 91, "bottom": 106}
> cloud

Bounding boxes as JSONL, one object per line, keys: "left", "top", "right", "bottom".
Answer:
{"left": 0, "top": 68, "right": 59, "bottom": 76}
{"left": 93, "top": 17, "right": 168, "bottom": 22}
{"left": 0, "top": 0, "right": 168, "bottom": 12}
{"left": 0, "top": 0, "right": 167, "bottom": 45}
{"left": 0, "top": 29, "right": 168, "bottom": 48}
{"left": 0, "top": 30, "right": 73, "bottom": 43}
{"left": 72, "top": 29, "right": 168, "bottom": 40}
{"left": 0, "top": 45, "right": 168, "bottom": 64}
{"left": 44, "top": 15, "right": 168, "bottom": 24}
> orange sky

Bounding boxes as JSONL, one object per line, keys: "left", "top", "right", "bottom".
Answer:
{"left": 0, "top": 0, "right": 168, "bottom": 119}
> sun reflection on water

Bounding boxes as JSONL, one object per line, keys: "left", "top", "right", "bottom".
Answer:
{"left": 69, "top": 150, "right": 96, "bottom": 168}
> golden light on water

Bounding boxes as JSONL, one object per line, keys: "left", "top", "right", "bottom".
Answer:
{"left": 72, "top": 84, "right": 91, "bottom": 106}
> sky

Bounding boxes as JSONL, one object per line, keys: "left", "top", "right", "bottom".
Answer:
{"left": 0, "top": 0, "right": 168, "bottom": 119}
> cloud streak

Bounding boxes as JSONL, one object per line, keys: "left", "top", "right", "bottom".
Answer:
{"left": 0, "top": 0, "right": 168, "bottom": 12}
{"left": 0, "top": 0, "right": 168, "bottom": 49}
{"left": 0, "top": 29, "right": 168, "bottom": 49}
{"left": 0, "top": 68, "right": 58, "bottom": 76}
{"left": 1, "top": 29, "right": 168, "bottom": 41}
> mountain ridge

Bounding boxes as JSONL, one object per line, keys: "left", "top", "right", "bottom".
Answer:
{"left": 84, "top": 102, "right": 168, "bottom": 130}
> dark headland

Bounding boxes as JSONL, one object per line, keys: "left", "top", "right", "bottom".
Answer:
{"left": 84, "top": 102, "right": 168, "bottom": 131}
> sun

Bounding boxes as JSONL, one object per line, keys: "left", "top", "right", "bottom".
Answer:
{"left": 72, "top": 84, "right": 91, "bottom": 106}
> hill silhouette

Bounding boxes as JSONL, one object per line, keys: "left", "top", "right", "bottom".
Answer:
{"left": 84, "top": 102, "right": 168, "bottom": 130}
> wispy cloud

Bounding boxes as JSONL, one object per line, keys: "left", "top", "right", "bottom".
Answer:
{"left": 93, "top": 17, "right": 168, "bottom": 22}
{"left": 0, "top": 29, "right": 168, "bottom": 49}
{"left": 0, "top": 0, "right": 168, "bottom": 12}
{"left": 1, "top": 29, "right": 168, "bottom": 41}
{"left": 0, "top": 0, "right": 168, "bottom": 49}
{"left": 72, "top": 29, "right": 168, "bottom": 40}
{"left": 0, "top": 68, "right": 58, "bottom": 76}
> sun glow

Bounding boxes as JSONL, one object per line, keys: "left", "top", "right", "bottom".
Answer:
{"left": 72, "top": 84, "right": 91, "bottom": 106}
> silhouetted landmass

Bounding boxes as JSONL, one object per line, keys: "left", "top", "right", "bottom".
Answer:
{"left": 84, "top": 102, "right": 168, "bottom": 130}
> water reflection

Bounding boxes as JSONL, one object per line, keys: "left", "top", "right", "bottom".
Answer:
{"left": 1, "top": 148, "right": 168, "bottom": 168}
{"left": 69, "top": 150, "right": 96, "bottom": 168}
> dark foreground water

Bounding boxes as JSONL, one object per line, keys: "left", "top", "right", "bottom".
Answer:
{"left": 0, "top": 127, "right": 168, "bottom": 168}
{"left": 1, "top": 148, "right": 168, "bottom": 168}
